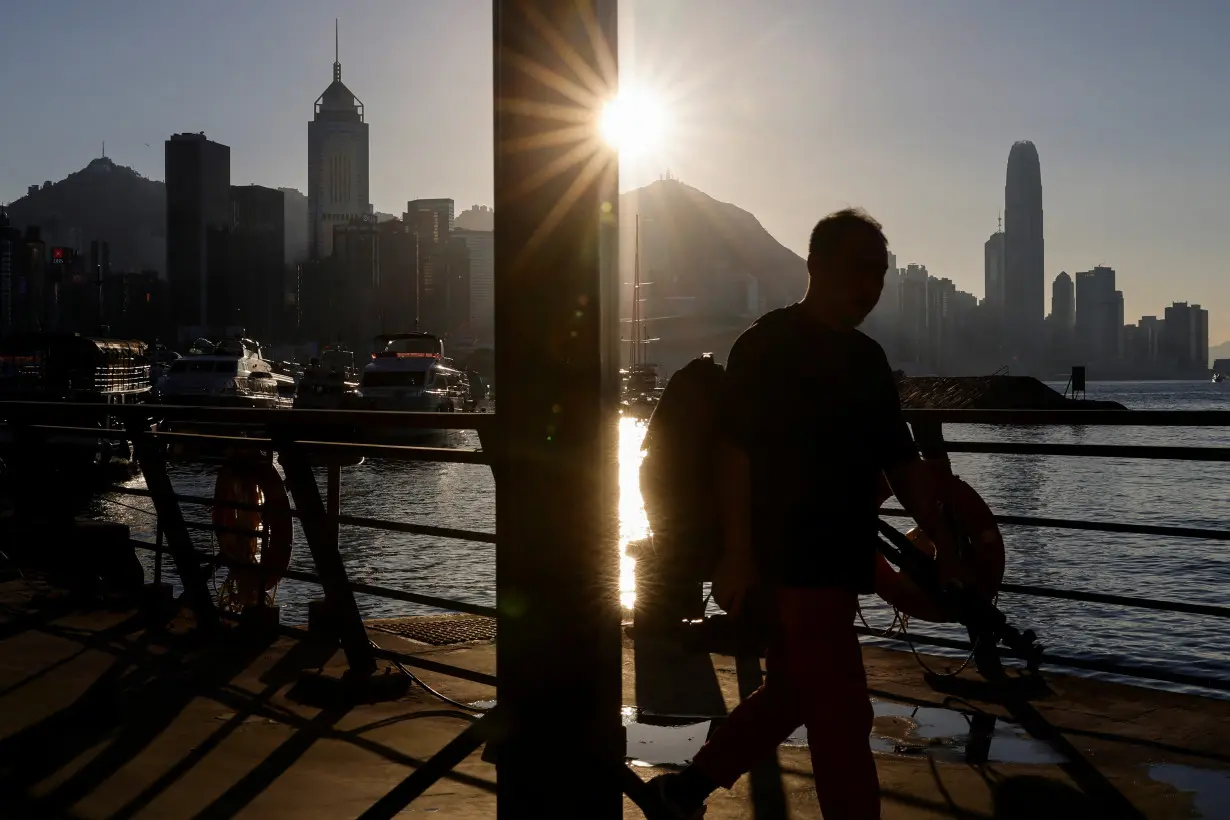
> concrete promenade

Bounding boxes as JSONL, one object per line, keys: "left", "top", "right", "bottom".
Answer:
{"left": 1, "top": 577, "right": 1227, "bottom": 818}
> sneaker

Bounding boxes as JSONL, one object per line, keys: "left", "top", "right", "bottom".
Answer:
{"left": 645, "top": 772, "right": 707, "bottom": 819}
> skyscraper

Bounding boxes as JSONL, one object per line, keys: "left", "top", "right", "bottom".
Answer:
{"left": 229, "top": 184, "right": 286, "bottom": 341}
{"left": 983, "top": 222, "right": 1004, "bottom": 314}
{"left": 454, "top": 228, "right": 494, "bottom": 343}
{"left": 1003, "top": 141, "right": 1045, "bottom": 361}
{"left": 1050, "top": 271, "right": 1074, "bottom": 328}
{"left": 1074, "top": 266, "right": 1120, "bottom": 362}
{"left": 165, "top": 132, "right": 230, "bottom": 337}
{"left": 1162, "top": 302, "right": 1209, "bottom": 373}
{"left": 308, "top": 22, "right": 370, "bottom": 260}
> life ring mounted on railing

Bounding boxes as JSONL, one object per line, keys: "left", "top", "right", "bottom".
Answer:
{"left": 873, "top": 468, "right": 1006, "bottom": 623}
{"left": 213, "top": 457, "right": 293, "bottom": 612}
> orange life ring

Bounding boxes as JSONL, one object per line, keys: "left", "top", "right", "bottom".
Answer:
{"left": 213, "top": 459, "right": 293, "bottom": 607}
{"left": 874, "top": 468, "right": 1005, "bottom": 623}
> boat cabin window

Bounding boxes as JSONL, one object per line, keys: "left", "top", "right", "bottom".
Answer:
{"left": 362, "top": 371, "right": 427, "bottom": 388}
{"left": 379, "top": 337, "right": 440, "bottom": 357}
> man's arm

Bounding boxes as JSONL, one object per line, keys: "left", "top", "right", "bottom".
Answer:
{"left": 867, "top": 350, "right": 961, "bottom": 566}
{"left": 711, "top": 332, "right": 764, "bottom": 614}
{"left": 884, "top": 458, "right": 960, "bottom": 565}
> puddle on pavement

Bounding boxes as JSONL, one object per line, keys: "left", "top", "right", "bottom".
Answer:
{"left": 1148, "top": 763, "right": 1230, "bottom": 819}
{"left": 624, "top": 699, "right": 1066, "bottom": 768}
{"left": 467, "top": 697, "right": 1064, "bottom": 768}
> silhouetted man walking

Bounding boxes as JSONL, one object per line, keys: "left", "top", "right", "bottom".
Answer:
{"left": 650, "top": 209, "right": 959, "bottom": 820}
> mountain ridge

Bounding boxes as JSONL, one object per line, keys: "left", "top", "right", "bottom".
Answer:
{"left": 4, "top": 162, "right": 806, "bottom": 344}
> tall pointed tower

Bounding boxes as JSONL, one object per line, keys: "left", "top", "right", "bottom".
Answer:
{"left": 308, "top": 21, "right": 370, "bottom": 260}
{"left": 1003, "top": 140, "right": 1044, "bottom": 363}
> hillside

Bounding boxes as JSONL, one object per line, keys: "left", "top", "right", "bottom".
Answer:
{"left": 619, "top": 178, "right": 807, "bottom": 313}
{"left": 6, "top": 158, "right": 166, "bottom": 274}
{"left": 1209, "top": 340, "right": 1230, "bottom": 368}
{"left": 618, "top": 178, "right": 807, "bottom": 371}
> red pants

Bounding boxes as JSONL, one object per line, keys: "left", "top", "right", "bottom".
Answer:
{"left": 692, "top": 587, "right": 880, "bottom": 820}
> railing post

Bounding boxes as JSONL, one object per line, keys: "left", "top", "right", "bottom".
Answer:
{"left": 493, "top": 0, "right": 624, "bottom": 815}
{"left": 911, "top": 417, "right": 1005, "bottom": 679}
{"left": 277, "top": 441, "right": 377, "bottom": 678}
{"left": 126, "top": 420, "right": 220, "bottom": 633}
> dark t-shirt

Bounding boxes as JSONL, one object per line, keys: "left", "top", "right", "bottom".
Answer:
{"left": 721, "top": 304, "right": 918, "bottom": 593}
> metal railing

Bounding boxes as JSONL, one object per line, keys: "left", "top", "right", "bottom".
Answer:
{"left": 876, "top": 408, "right": 1230, "bottom": 693}
{"left": 3, "top": 400, "right": 1229, "bottom": 816}
{"left": 0, "top": 400, "right": 499, "bottom": 689}
{"left": 2, "top": 401, "right": 1227, "bottom": 692}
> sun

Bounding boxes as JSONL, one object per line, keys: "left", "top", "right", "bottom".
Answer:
{"left": 600, "top": 88, "right": 667, "bottom": 157}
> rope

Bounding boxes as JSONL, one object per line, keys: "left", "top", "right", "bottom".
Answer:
{"left": 371, "top": 637, "right": 493, "bottom": 713}
{"left": 858, "top": 598, "right": 986, "bottom": 679}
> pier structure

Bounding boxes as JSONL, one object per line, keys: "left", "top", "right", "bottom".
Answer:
{"left": 3, "top": 1, "right": 1230, "bottom": 816}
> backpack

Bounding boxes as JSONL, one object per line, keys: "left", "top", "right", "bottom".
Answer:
{"left": 638, "top": 353, "right": 727, "bottom": 581}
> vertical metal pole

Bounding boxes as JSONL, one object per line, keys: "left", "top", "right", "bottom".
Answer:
{"left": 154, "top": 524, "right": 164, "bottom": 585}
{"left": 493, "top": 0, "right": 623, "bottom": 816}
{"left": 327, "top": 462, "right": 341, "bottom": 544}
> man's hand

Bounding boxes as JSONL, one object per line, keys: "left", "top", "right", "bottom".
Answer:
{"left": 886, "top": 460, "right": 979, "bottom": 590}
{"left": 712, "top": 549, "right": 758, "bottom": 617}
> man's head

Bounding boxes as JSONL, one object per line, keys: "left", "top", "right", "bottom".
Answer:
{"left": 805, "top": 208, "right": 889, "bottom": 329}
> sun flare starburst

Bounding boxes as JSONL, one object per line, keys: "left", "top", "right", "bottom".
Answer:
{"left": 600, "top": 89, "right": 667, "bottom": 158}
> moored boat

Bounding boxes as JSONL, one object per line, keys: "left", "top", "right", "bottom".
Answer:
{"left": 157, "top": 337, "right": 294, "bottom": 409}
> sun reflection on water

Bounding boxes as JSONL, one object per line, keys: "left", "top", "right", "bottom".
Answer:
{"left": 618, "top": 415, "right": 650, "bottom": 609}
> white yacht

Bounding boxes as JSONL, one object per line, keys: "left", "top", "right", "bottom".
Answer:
{"left": 356, "top": 333, "right": 471, "bottom": 413}
{"left": 157, "top": 337, "right": 294, "bottom": 408}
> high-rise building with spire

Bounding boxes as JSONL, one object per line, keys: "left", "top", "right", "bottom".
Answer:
{"left": 1003, "top": 140, "right": 1045, "bottom": 363}
{"left": 983, "top": 214, "right": 1005, "bottom": 314}
{"left": 308, "top": 21, "right": 370, "bottom": 260}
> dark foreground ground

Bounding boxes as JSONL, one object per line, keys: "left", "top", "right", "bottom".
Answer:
{"left": 1, "top": 576, "right": 1227, "bottom": 819}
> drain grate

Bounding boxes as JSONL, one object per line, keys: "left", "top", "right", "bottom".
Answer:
{"left": 367, "top": 614, "right": 497, "bottom": 646}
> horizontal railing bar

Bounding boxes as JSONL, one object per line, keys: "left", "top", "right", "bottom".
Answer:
{"left": 855, "top": 626, "right": 1230, "bottom": 693}
{"left": 6, "top": 403, "right": 1230, "bottom": 431}
{"left": 997, "top": 583, "right": 1230, "bottom": 619}
{"left": 5, "top": 423, "right": 490, "bottom": 463}
{"left": 5, "top": 423, "right": 131, "bottom": 439}
{"left": 183, "top": 520, "right": 269, "bottom": 539}
{"left": 0, "top": 401, "right": 494, "bottom": 432}
{"left": 337, "top": 514, "right": 497, "bottom": 544}
{"left": 129, "top": 540, "right": 496, "bottom": 617}
{"left": 277, "top": 567, "right": 499, "bottom": 619}
{"left": 904, "top": 409, "right": 1230, "bottom": 426}
{"left": 942, "top": 440, "right": 1230, "bottom": 462}
{"left": 293, "top": 440, "right": 491, "bottom": 465}
{"left": 139, "top": 430, "right": 490, "bottom": 464}
{"left": 880, "top": 506, "right": 1230, "bottom": 541}
{"left": 107, "top": 487, "right": 493, "bottom": 543}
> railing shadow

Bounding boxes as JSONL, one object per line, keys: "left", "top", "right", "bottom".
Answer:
{"left": 0, "top": 591, "right": 498, "bottom": 819}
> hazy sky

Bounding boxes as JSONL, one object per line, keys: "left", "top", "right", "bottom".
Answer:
{"left": 2, "top": 0, "right": 1228, "bottom": 341}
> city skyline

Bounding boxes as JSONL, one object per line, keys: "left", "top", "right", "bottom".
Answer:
{"left": 1, "top": 1, "right": 1228, "bottom": 341}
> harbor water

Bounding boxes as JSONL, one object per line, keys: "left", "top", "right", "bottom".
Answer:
{"left": 95, "top": 380, "right": 1230, "bottom": 693}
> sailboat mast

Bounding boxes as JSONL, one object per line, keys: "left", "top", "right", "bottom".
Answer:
{"left": 633, "top": 214, "right": 641, "bottom": 366}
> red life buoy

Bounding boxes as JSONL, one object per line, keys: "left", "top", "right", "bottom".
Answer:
{"left": 874, "top": 469, "right": 1005, "bottom": 623}
{"left": 213, "top": 459, "right": 293, "bottom": 608}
